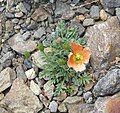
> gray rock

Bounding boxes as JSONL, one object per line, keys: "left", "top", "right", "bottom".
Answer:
{"left": 0, "top": 7, "right": 5, "bottom": 12}
{"left": 12, "top": 57, "right": 24, "bottom": 66}
{"left": 93, "top": 92, "right": 120, "bottom": 113}
{"left": 105, "top": 8, "right": 115, "bottom": 15}
{"left": 17, "top": 2, "right": 28, "bottom": 14}
{"left": 93, "top": 96, "right": 109, "bottom": 113}
{"left": 12, "top": 18, "right": 19, "bottom": 24}
{"left": 44, "top": 109, "right": 50, "bottom": 113}
{"left": 0, "top": 65, "right": 3, "bottom": 72}
{"left": 90, "top": 5, "right": 100, "bottom": 20}
{"left": 71, "top": 0, "right": 80, "bottom": 6}
{"left": 58, "top": 103, "right": 67, "bottom": 112}
{"left": 0, "top": 23, "right": 2, "bottom": 35}
{"left": 53, "top": 91, "right": 67, "bottom": 101}
{"left": 49, "top": 101, "right": 58, "bottom": 112}
{"left": 70, "top": 21, "right": 85, "bottom": 36}
{"left": 16, "top": 65, "right": 27, "bottom": 81}
{"left": 23, "top": 59, "right": 32, "bottom": 69}
{"left": 93, "top": 69, "right": 120, "bottom": 96}
{"left": 43, "top": 81, "right": 54, "bottom": 100}
{"left": 67, "top": 103, "right": 94, "bottom": 113}
{"left": 79, "top": 104, "right": 94, "bottom": 113}
{"left": 26, "top": 18, "right": 31, "bottom": 25}
{"left": 0, "top": 51, "right": 14, "bottom": 64}
{"left": 2, "top": 59, "right": 12, "bottom": 68}
{"left": 34, "top": 27, "right": 46, "bottom": 39}
{"left": 27, "top": 21, "right": 37, "bottom": 30}
{"left": 31, "top": 6, "right": 49, "bottom": 22}
{"left": 1, "top": 44, "right": 11, "bottom": 53}
{"left": 77, "top": 88, "right": 83, "bottom": 96}
{"left": 14, "top": 25, "right": 21, "bottom": 30}
{"left": 50, "top": 0, "right": 55, "bottom": 3}
{"left": 34, "top": 0, "right": 39, "bottom": 3}
{"left": 116, "top": 8, "right": 120, "bottom": 22}
{"left": 5, "top": 12, "right": 14, "bottom": 18}
{"left": 55, "top": 0, "right": 75, "bottom": 20}
{"left": 22, "top": 31, "right": 31, "bottom": 40}
{"left": 83, "top": 91, "right": 93, "bottom": 104}
{"left": 15, "top": 12, "right": 24, "bottom": 18}
{"left": 83, "top": 18, "right": 95, "bottom": 27}
{"left": 8, "top": 33, "right": 37, "bottom": 54}
{"left": 85, "top": 17, "right": 120, "bottom": 70}
{"left": 101, "top": 0, "right": 120, "bottom": 8}
{"left": 35, "top": 77, "right": 45, "bottom": 88}
{"left": 31, "top": 51, "right": 46, "bottom": 69}
{"left": 0, "top": 78, "right": 43, "bottom": 113}
{"left": 30, "top": 80, "right": 41, "bottom": 95}
{"left": 5, "top": 20, "right": 14, "bottom": 33}
{"left": 63, "top": 96, "right": 83, "bottom": 113}
{"left": 0, "top": 107, "right": 9, "bottom": 113}
{"left": 23, "top": 1, "right": 31, "bottom": 12}
{"left": 39, "top": 94, "right": 50, "bottom": 108}
{"left": 25, "top": 68, "right": 37, "bottom": 80}
{"left": 0, "top": 67, "right": 16, "bottom": 93}
{"left": 63, "top": 96, "right": 83, "bottom": 104}
{"left": 75, "top": 7, "right": 89, "bottom": 14}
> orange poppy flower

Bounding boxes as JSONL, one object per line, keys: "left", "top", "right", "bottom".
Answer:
{"left": 67, "top": 42, "right": 91, "bottom": 72}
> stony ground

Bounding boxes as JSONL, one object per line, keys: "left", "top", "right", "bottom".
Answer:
{"left": 0, "top": 0, "right": 120, "bottom": 113}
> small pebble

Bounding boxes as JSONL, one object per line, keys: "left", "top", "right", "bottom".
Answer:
{"left": 90, "top": 5, "right": 100, "bottom": 20}
{"left": 49, "top": 101, "right": 58, "bottom": 112}
{"left": 25, "top": 68, "right": 36, "bottom": 79}
{"left": 100, "top": 9, "right": 108, "bottom": 21}
{"left": 75, "top": 15, "right": 85, "bottom": 22}
{"left": 83, "top": 18, "right": 95, "bottom": 27}
{"left": 15, "top": 12, "right": 24, "bottom": 18}
{"left": 30, "top": 80, "right": 41, "bottom": 95}
{"left": 83, "top": 91, "right": 93, "bottom": 103}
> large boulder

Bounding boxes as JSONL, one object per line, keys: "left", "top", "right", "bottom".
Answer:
{"left": 0, "top": 78, "right": 43, "bottom": 113}
{"left": 93, "top": 92, "right": 120, "bottom": 113}
{"left": 85, "top": 17, "right": 120, "bottom": 70}
{"left": 93, "top": 68, "right": 120, "bottom": 96}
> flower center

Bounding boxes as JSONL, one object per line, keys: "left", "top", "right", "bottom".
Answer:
{"left": 74, "top": 53, "right": 83, "bottom": 62}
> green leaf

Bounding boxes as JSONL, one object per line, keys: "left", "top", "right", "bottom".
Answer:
{"left": 54, "top": 83, "right": 63, "bottom": 96}
{"left": 37, "top": 43, "right": 44, "bottom": 51}
{"left": 79, "top": 73, "right": 92, "bottom": 86}
{"left": 65, "top": 86, "right": 74, "bottom": 95}
{"left": 77, "top": 38, "right": 87, "bottom": 45}
{"left": 24, "top": 51, "right": 31, "bottom": 59}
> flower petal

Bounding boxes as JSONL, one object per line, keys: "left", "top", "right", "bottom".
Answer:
{"left": 82, "top": 47, "right": 91, "bottom": 64}
{"left": 67, "top": 53, "right": 86, "bottom": 72}
{"left": 68, "top": 52, "right": 83, "bottom": 67}
{"left": 71, "top": 42, "right": 83, "bottom": 54}
{"left": 67, "top": 52, "right": 75, "bottom": 68}
{"left": 72, "top": 63, "right": 86, "bottom": 72}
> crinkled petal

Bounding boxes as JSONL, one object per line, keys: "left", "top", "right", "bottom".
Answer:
{"left": 71, "top": 42, "right": 83, "bottom": 54}
{"left": 72, "top": 63, "right": 86, "bottom": 72}
{"left": 67, "top": 52, "right": 86, "bottom": 72}
{"left": 82, "top": 47, "right": 91, "bottom": 64}
{"left": 67, "top": 52, "right": 75, "bottom": 68}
